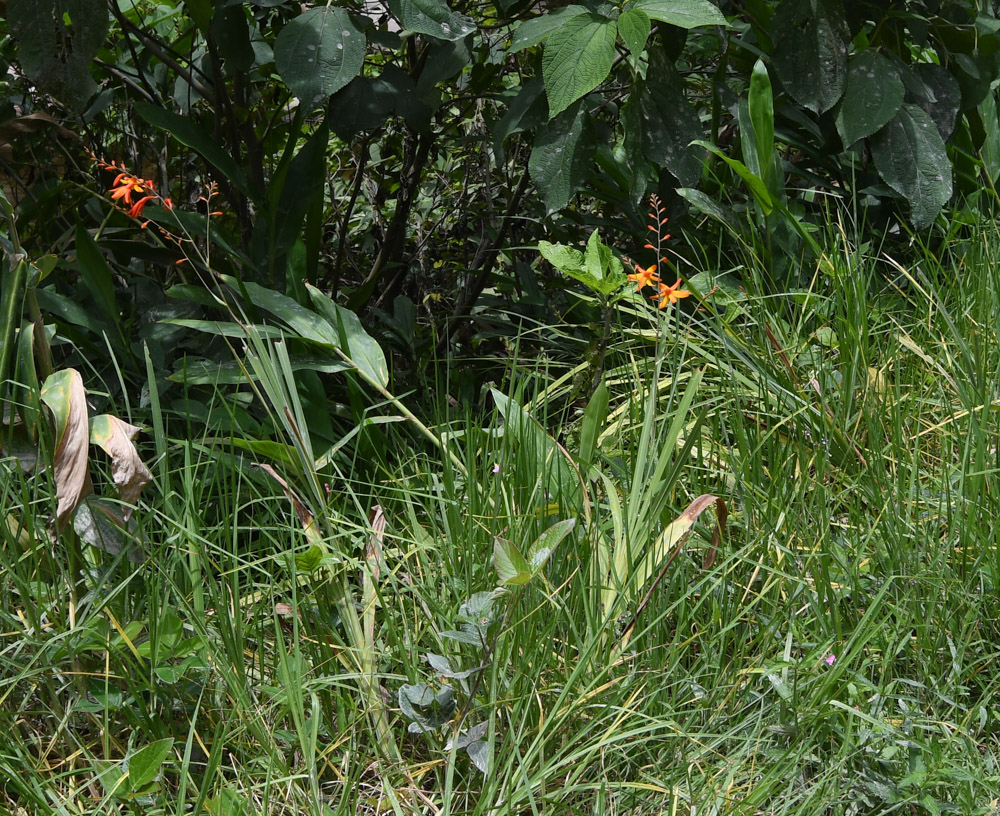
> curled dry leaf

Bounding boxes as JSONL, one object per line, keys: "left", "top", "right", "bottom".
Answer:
{"left": 40, "top": 369, "right": 92, "bottom": 531}
{"left": 90, "top": 414, "right": 152, "bottom": 521}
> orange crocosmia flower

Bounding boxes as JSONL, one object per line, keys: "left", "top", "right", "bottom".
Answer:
{"left": 627, "top": 263, "right": 659, "bottom": 292}
{"left": 109, "top": 174, "right": 150, "bottom": 205}
{"left": 128, "top": 195, "right": 155, "bottom": 219}
{"left": 653, "top": 278, "right": 691, "bottom": 309}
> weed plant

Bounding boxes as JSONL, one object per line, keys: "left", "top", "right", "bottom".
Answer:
{"left": 4, "top": 217, "right": 1000, "bottom": 815}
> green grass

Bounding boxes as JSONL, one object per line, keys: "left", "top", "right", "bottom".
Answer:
{"left": 4, "top": 220, "right": 1000, "bottom": 815}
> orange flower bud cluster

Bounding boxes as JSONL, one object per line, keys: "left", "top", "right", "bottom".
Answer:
{"left": 627, "top": 194, "right": 690, "bottom": 309}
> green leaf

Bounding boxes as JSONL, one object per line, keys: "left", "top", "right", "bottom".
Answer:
{"left": 212, "top": 3, "right": 254, "bottom": 73}
{"left": 871, "top": 103, "right": 952, "bottom": 230}
{"left": 387, "top": 0, "right": 476, "bottom": 41}
{"left": 274, "top": 7, "right": 366, "bottom": 105}
{"left": 625, "top": 50, "right": 703, "bottom": 187}
{"left": 74, "top": 225, "right": 123, "bottom": 350}
{"left": 538, "top": 241, "right": 584, "bottom": 273}
{"left": 627, "top": 0, "right": 726, "bottom": 28}
{"left": 617, "top": 9, "right": 650, "bottom": 55}
{"left": 771, "top": 0, "right": 848, "bottom": 113}
{"left": 906, "top": 64, "right": 962, "bottom": 141}
{"left": 528, "top": 103, "right": 596, "bottom": 214}
{"left": 509, "top": 6, "right": 589, "bottom": 53}
{"left": 183, "top": 0, "right": 212, "bottom": 31}
{"left": 128, "top": 739, "right": 173, "bottom": 792}
{"left": 747, "top": 59, "right": 775, "bottom": 188}
{"left": 228, "top": 278, "right": 338, "bottom": 346}
{"left": 494, "top": 537, "right": 531, "bottom": 585}
{"left": 306, "top": 284, "right": 389, "bottom": 388}
{"left": 542, "top": 14, "right": 617, "bottom": 118}
{"left": 693, "top": 140, "right": 773, "bottom": 214}
{"left": 8, "top": 0, "right": 109, "bottom": 111}
{"left": 578, "top": 379, "right": 608, "bottom": 465}
{"left": 493, "top": 78, "right": 548, "bottom": 161}
{"left": 836, "top": 51, "right": 904, "bottom": 147}
{"left": 527, "top": 518, "right": 576, "bottom": 571}
{"left": 133, "top": 102, "right": 253, "bottom": 197}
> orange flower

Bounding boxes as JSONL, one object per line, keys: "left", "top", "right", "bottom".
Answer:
{"left": 109, "top": 174, "right": 151, "bottom": 205}
{"left": 128, "top": 195, "right": 155, "bottom": 219}
{"left": 652, "top": 278, "right": 691, "bottom": 309}
{"left": 627, "top": 263, "right": 659, "bottom": 292}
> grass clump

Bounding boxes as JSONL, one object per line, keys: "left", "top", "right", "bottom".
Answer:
{"left": 4, "top": 218, "right": 1000, "bottom": 816}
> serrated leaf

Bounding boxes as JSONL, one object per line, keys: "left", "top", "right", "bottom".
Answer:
{"left": 871, "top": 103, "right": 952, "bottom": 229}
{"left": 542, "top": 14, "right": 617, "bottom": 118}
{"left": 509, "top": 6, "right": 589, "bottom": 52}
{"left": 617, "top": 9, "right": 650, "bottom": 55}
{"left": 771, "top": 0, "right": 848, "bottom": 113}
{"left": 274, "top": 7, "right": 366, "bottom": 105}
{"left": 528, "top": 103, "right": 596, "bottom": 214}
{"left": 387, "top": 0, "right": 475, "bottom": 41}
{"left": 537, "top": 241, "right": 585, "bottom": 273}
{"left": 494, "top": 537, "right": 531, "bottom": 585}
{"left": 836, "top": 51, "right": 904, "bottom": 146}
{"left": 628, "top": 0, "right": 726, "bottom": 28}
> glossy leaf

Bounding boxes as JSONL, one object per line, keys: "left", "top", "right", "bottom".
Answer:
{"left": 542, "top": 13, "right": 617, "bottom": 118}
{"left": 527, "top": 518, "right": 576, "bottom": 570}
{"left": 871, "top": 103, "right": 953, "bottom": 229}
{"left": 627, "top": 0, "right": 727, "bottom": 28}
{"left": 388, "top": 0, "right": 476, "bottom": 41}
{"left": 528, "top": 103, "right": 596, "bottom": 214}
{"left": 771, "top": 0, "right": 848, "bottom": 113}
{"left": 836, "top": 51, "right": 904, "bottom": 146}
{"left": 306, "top": 284, "right": 389, "bottom": 388}
{"left": 274, "top": 7, "right": 366, "bottom": 105}
{"left": 494, "top": 537, "right": 531, "bottom": 585}
{"left": 906, "top": 63, "right": 962, "bottom": 141}
{"left": 617, "top": 9, "right": 651, "bottom": 55}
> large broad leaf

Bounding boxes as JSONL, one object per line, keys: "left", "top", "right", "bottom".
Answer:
{"left": 528, "top": 102, "right": 596, "bottom": 214}
{"left": 542, "top": 13, "right": 617, "bottom": 118}
{"left": 387, "top": 0, "right": 476, "bottom": 41}
{"left": 625, "top": 51, "right": 703, "bottom": 187}
{"left": 871, "top": 103, "right": 952, "bottom": 229}
{"left": 40, "top": 369, "right": 92, "bottom": 531}
{"left": 329, "top": 67, "right": 432, "bottom": 139}
{"left": 227, "top": 278, "right": 339, "bottom": 346}
{"left": 627, "top": 0, "right": 726, "bottom": 28}
{"left": 274, "top": 7, "right": 366, "bottom": 105}
{"left": 904, "top": 63, "right": 962, "bottom": 142}
{"left": 771, "top": 0, "right": 849, "bottom": 114}
{"left": 133, "top": 102, "right": 253, "bottom": 196}
{"left": 835, "top": 51, "right": 904, "bottom": 146}
{"left": 8, "top": 0, "right": 109, "bottom": 111}
{"left": 509, "top": 6, "right": 589, "bottom": 52}
{"left": 306, "top": 284, "right": 389, "bottom": 388}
